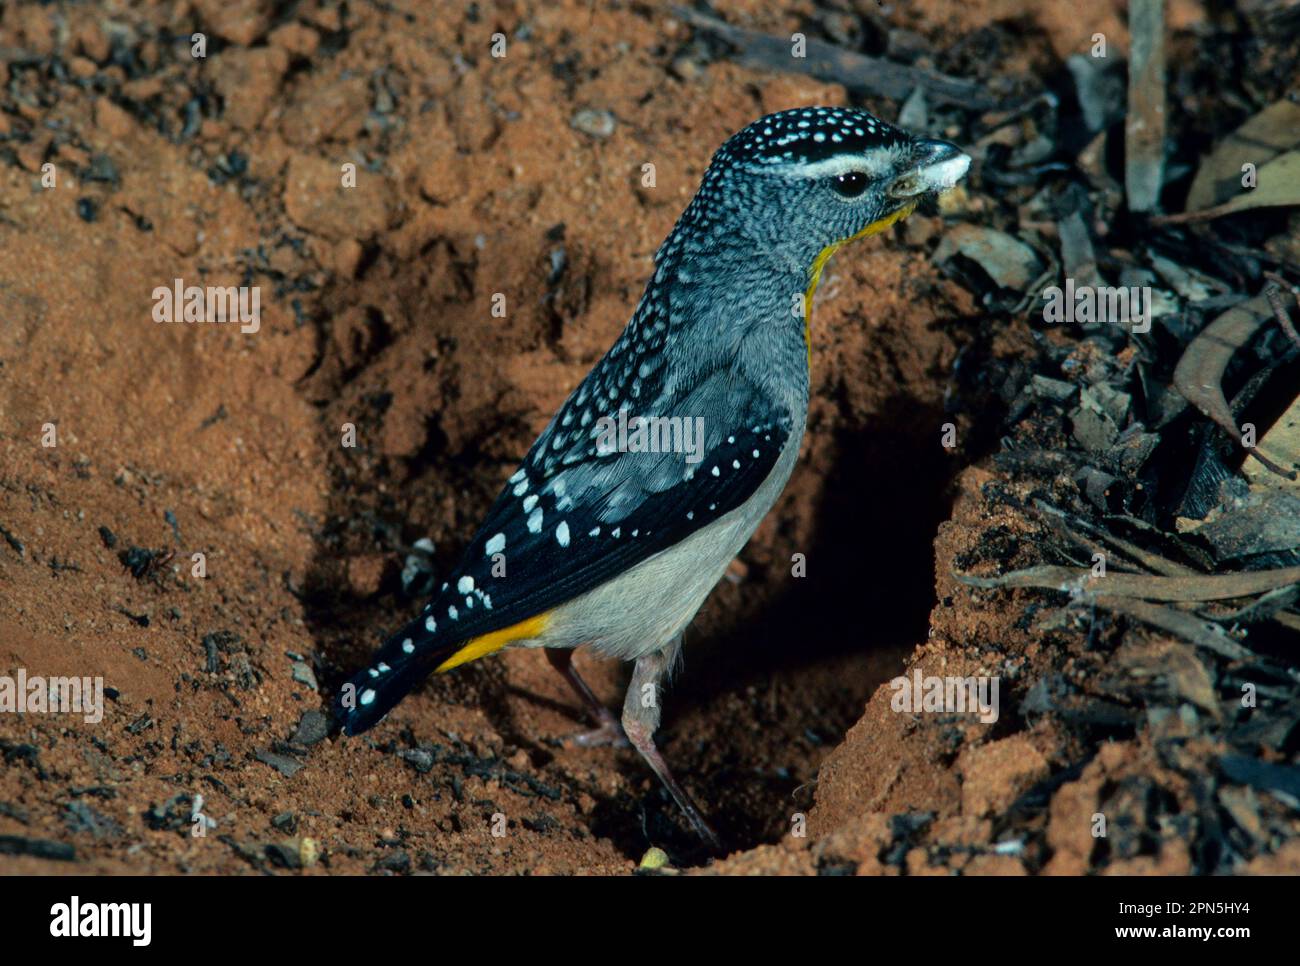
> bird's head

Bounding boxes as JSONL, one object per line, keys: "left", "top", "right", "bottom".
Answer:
{"left": 676, "top": 106, "right": 970, "bottom": 282}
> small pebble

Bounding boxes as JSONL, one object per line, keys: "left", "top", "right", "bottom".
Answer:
{"left": 571, "top": 108, "right": 616, "bottom": 139}
{"left": 639, "top": 846, "right": 670, "bottom": 870}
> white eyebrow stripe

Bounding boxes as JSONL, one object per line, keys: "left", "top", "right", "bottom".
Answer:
{"left": 775, "top": 150, "right": 896, "bottom": 180}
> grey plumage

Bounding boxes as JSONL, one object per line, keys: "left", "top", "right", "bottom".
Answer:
{"left": 338, "top": 106, "right": 971, "bottom": 847}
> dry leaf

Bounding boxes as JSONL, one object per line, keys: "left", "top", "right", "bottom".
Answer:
{"left": 1160, "top": 150, "right": 1300, "bottom": 223}
{"left": 1186, "top": 98, "right": 1300, "bottom": 211}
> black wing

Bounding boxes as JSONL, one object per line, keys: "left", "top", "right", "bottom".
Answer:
{"left": 338, "top": 355, "right": 791, "bottom": 734}
{"left": 428, "top": 360, "right": 789, "bottom": 639}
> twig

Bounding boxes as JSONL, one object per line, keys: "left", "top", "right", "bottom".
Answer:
{"left": 1153, "top": 203, "right": 1244, "bottom": 225}
{"left": 1211, "top": 584, "right": 1299, "bottom": 624}
{"left": 1032, "top": 500, "right": 1198, "bottom": 577}
{"left": 1263, "top": 274, "right": 1300, "bottom": 350}
{"left": 1095, "top": 597, "right": 1252, "bottom": 660}
{"left": 674, "top": 7, "right": 995, "bottom": 109}
{"left": 954, "top": 563, "right": 1300, "bottom": 602}
{"left": 1125, "top": 0, "right": 1167, "bottom": 213}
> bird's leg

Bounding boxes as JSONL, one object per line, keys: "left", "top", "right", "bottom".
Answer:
{"left": 622, "top": 640, "right": 724, "bottom": 852}
{"left": 545, "top": 648, "right": 627, "bottom": 747}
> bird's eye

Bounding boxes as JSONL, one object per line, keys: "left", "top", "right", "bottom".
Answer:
{"left": 831, "top": 171, "right": 868, "bottom": 198}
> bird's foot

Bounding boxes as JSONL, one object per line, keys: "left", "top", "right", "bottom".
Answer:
{"left": 562, "top": 714, "right": 629, "bottom": 748}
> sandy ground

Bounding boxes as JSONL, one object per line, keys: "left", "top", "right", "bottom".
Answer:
{"left": 1, "top": 0, "right": 1295, "bottom": 875}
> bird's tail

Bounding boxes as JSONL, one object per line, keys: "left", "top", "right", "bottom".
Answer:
{"left": 334, "top": 615, "right": 465, "bottom": 736}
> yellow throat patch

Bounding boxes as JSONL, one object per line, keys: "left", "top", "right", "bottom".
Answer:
{"left": 801, "top": 202, "right": 918, "bottom": 365}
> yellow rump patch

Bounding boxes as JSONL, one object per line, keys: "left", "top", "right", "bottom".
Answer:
{"left": 434, "top": 612, "right": 551, "bottom": 673}
{"left": 802, "top": 202, "right": 918, "bottom": 365}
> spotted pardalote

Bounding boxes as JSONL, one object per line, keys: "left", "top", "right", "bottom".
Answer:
{"left": 336, "top": 106, "right": 970, "bottom": 847}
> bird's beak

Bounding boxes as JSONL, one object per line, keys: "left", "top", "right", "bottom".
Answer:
{"left": 888, "top": 138, "right": 971, "bottom": 200}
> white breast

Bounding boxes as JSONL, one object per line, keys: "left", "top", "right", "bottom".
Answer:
{"left": 534, "top": 417, "right": 806, "bottom": 661}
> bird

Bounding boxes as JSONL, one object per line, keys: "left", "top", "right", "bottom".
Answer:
{"left": 336, "top": 106, "right": 970, "bottom": 849}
